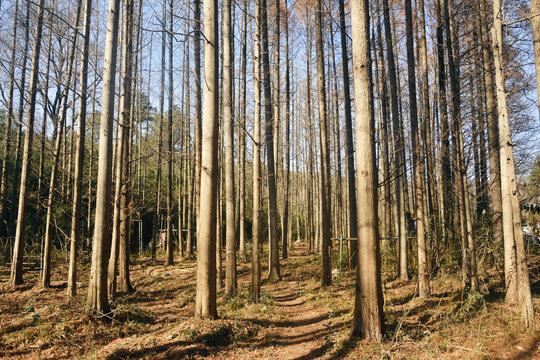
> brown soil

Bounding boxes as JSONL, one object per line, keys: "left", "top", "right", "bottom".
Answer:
{"left": 1, "top": 246, "right": 540, "bottom": 359}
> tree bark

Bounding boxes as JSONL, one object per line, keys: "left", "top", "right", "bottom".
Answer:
{"left": 195, "top": 0, "right": 219, "bottom": 318}
{"left": 405, "top": 0, "right": 429, "bottom": 297}
{"left": 314, "top": 0, "right": 331, "bottom": 287}
{"left": 238, "top": 0, "right": 248, "bottom": 262}
{"left": 9, "top": 0, "right": 46, "bottom": 286}
{"left": 261, "top": 0, "right": 280, "bottom": 281}
{"left": 166, "top": 0, "right": 174, "bottom": 266}
{"left": 492, "top": 0, "right": 534, "bottom": 327}
{"left": 0, "top": 0, "right": 21, "bottom": 239}
{"left": 478, "top": 0, "right": 504, "bottom": 278}
{"left": 350, "top": 0, "right": 384, "bottom": 339}
{"left": 382, "top": 0, "right": 407, "bottom": 280}
{"left": 338, "top": 0, "right": 357, "bottom": 264}
{"left": 223, "top": 0, "right": 237, "bottom": 297}
{"left": 251, "top": 0, "right": 262, "bottom": 302}
{"left": 532, "top": 0, "right": 540, "bottom": 116}
{"left": 86, "top": 0, "right": 121, "bottom": 314}
{"left": 42, "top": 0, "right": 82, "bottom": 289}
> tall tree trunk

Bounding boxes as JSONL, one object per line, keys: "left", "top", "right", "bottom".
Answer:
{"left": 492, "top": 0, "right": 534, "bottom": 327}
{"left": 382, "top": 0, "right": 407, "bottom": 280}
{"left": 86, "top": 0, "right": 121, "bottom": 314}
{"left": 9, "top": 0, "right": 46, "bottom": 286}
{"left": 261, "top": 0, "right": 280, "bottom": 280}
{"left": 195, "top": 0, "right": 218, "bottom": 318}
{"left": 223, "top": 0, "right": 237, "bottom": 296}
{"left": 338, "top": 0, "right": 357, "bottom": 264}
{"left": 435, "top": 0, "right": 452, "bottom": 251}
{"left": 315, "top": 0, "right": 331, "bottom": 287}
{"left": 188, "top": 0, "right": 202, "bottom": 259}
{"left": 478, "top": 0, "right": 504, "bottom": 275}
{"left": 153, "top": 0, "right": 166, "bottom": 261}
{"left": 350, "top": 0, "right": 384, "bottom": 339}
{"left": 108, "top": 0, "right": 135, "bottom": 298}
{"left": 238, "top": 0, "right": 248, "bottom": 262}
{"left": 166, "top": 0, "right": 174, "bottom": 266}
{"left": 418, "top": 0, "right": 439, "bottom": 274}
{"left": 0, "top": 0, "right": 21, "bottom": 239}
{"left": 67, "top": 0, "right": 93, "bottom": 300}
{"left": 282, "top": 0, "right": 291, "bottom": 260}
{"left": 117, "top": 0, "right": 135, "bottom": 294}
{"left": 42, "top": 0, "right": 82, "bottom": 289}
{"left": 271, "top": 0, "right": 281, "bottom": 268}
{"left": 305, "top": 12, "right": 314, "bottom": 254}
{"left": 405, "top": 0, "right": 429, "bottom": 296}
{"left": 5, "top": 0, "right": 30, "bottom": 259}
{"left": 532, "top": 0, "right": 540, "bottom": 115}
{"left": 251, "top": 0, "right": 262, "bottom": 302}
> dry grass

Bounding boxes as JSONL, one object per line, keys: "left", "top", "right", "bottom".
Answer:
{"left": 1, "top": 246, "right": 539, "bottom": 359}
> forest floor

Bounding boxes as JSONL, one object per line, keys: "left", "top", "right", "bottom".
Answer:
{"left": 1, "top": 244, "right": 540, "bottom": 359}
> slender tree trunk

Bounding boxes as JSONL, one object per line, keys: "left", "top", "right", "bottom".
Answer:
{"left": 190, "top": 0, "right": 203, "bottom": 260}
{"left": 306, "top": 12, "right": 314, "bottom": 254}
{"left": 42, "top": 0, "right": 82, "bottom": 289}
{"left": 166, "top": 0, "right": 174, "bottom": 266}
{"left": 418, "top": 0, "right": 439, "bottom": 274}
{"left": 314, "top": 0, "right": 331, "bottom": 287}
{"left": 195, "top": 0, "right": 219, "bottom": 318}
{"left": 108, "top": 0, "right": 135, "bottom": 297}
{"left": 223, "top": 0, "right": 237, "bottom": 296}
{"left": 117, "top": 0, "right": 135, "bottom": 294}
{"left": 435, "top": 0, "right": 452, "bottom": 251}
{"left": 478, "top": 0, "right": 504, "bottom": 271}
{"left": 282, "top": 0, "right": 291, "bottom": 260}
{"left": 5, "top": 0, "right": 30, "bottom": 258}
{"left": 67, "top": 0, "right": 92, "bottom": 299}
{"left": 405, "top": 0, "right": 429, "bottom": 296}
{"left": 38, "top": 31, "right": 52, "bottom": 228}
{"left": 86, "top": 0, "right": 121, "bottom": 314}
{"left": 492, "top": 1, "right": 534, "bottom": 327}
{"left": 531, "top": 0, "right": 540, "bottom": 115}
{"left": 238, "top": 0, "right": 248, "bottom": 262}
{"left": 9, "top": 0, "right": 46, "bottom": 286}
{"left": 338, "top": 0, "right": 357, "bottom": 265}
{"left": 350, "top": 0, "right": 384, "bottom": 339}
{"left": 153, "top": 0, "right": 166, "bottom": 261}
{"left": 252, "top": 0, "right": 262, "bottom": 302}
{"left": 261, "top": 0, "right": 280, "bottom": 280}
{"left": 270, "top": 0, "right": 281, "bottom": 269}
{"left": 0, "top": 0, "right": 21, "bottom": 239}
{"left": 382, "top": 0, "right": 407, "bottom": 280}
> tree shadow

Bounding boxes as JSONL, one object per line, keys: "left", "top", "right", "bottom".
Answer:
{"left": 508, "top": 334, "right": 540, "bottom": 360}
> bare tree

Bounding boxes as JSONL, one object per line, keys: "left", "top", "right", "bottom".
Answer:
{"left": 382, "top": 0, "right": 407, "bottom": 280}
{"left": 166, "top": 0, "right": 174, "bottom": 266}
{"left": 67, "top": 0, "right": 93, "bottom": 300}
{"left": 350, "top": 0, "right": 384, "bottom": 339}
{"left": 223, "top": 0, "right": 237, "bottom": 296}
{"left": 405, "top": 0, "right": 429, "bottom": 296}
{"left": 195, "top": 0, "right": 219, "bottom": 318}
{"left": 252, "top": 0, "right": 262, "bottom": 302}
{"left": 261, "top": 0, "right": 280, "bottom": 281}
{"left": 314, "top": 0, "right": 331, "bottom": 287}
{"left": 532, "top": 0, "right": 540, "bottom": 115}
{"left": 9, "top": 0, "right": 46, "bottom": 286}
{"left": 42, "top": 0, "right": 83, "bottom": 289}
{"left": 86, "top": 0, "right": 122, "bottom": 314}
{"left": 0, "top": 0, "right": 21, "bottom": 239}
{"left": 492, "top": 0, "right": 535, "bottom": 327}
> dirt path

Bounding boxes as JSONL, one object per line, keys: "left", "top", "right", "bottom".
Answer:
{"left": 218, "top": 250, "right": 338, "bottom": 360}
{"left": 256, "top": 281, "right": 334, "bottom": 360}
